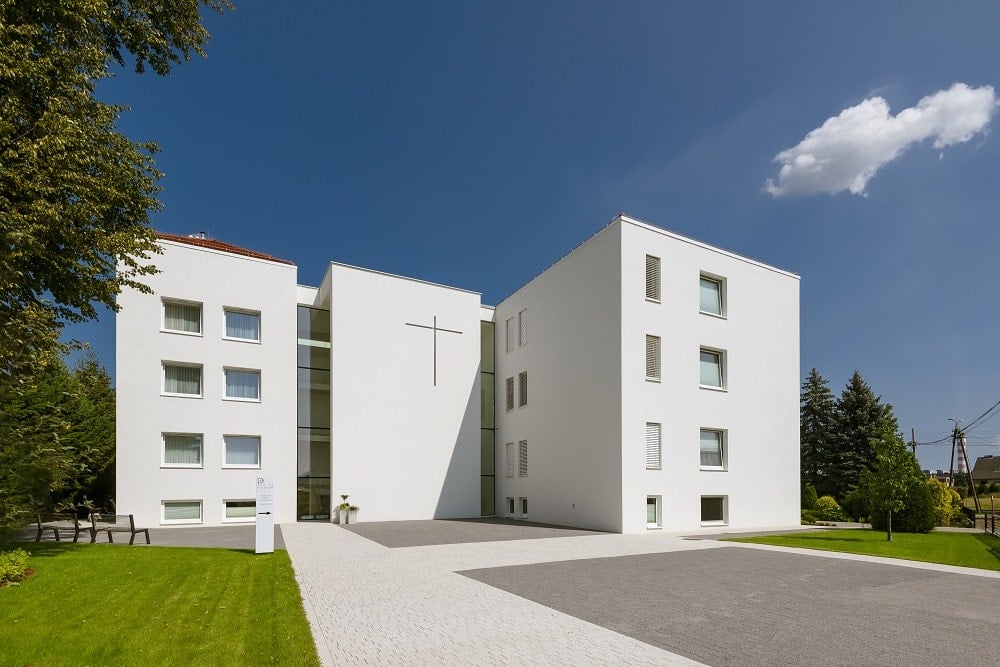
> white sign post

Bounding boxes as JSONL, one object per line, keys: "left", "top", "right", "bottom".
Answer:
{"left": 255, "top": 476, "right": 275, "bottom": 554}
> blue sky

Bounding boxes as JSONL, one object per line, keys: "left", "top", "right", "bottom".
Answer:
{"left": 68, "top": 2, "right": 1000, "bottom": 470}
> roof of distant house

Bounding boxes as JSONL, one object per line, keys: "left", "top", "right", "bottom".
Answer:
{"left": 971, "top": 455, "right": 1000, "bottom": 479}
{"left": 156, "top": 231, "right": 295, "bottom": 266}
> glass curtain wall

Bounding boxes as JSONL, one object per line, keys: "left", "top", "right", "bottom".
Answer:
{"left": 480, "top": 321, "right": 495, "bottom": 515}
{"left": 297, "top": 306, "right": 331, "bottom": 521}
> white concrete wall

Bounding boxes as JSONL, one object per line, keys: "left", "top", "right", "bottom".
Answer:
{"left": 326, "top": 265, "right": 482, "bottom": 522}
{"left": 619, "top": 216, "right": 800, "bottom": 533}
{"left": 494, "top": 224, "right": 624, "bottom": 532}
{"left": 116, "top": 240, "right": 298, "bottom": 526}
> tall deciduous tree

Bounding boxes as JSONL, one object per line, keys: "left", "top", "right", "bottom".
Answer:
{"left": 801, "top": 368, "right": 837, "bottom": 496}
{"left": 0, "top": 0, "right": 230, "bottom": 375}
{"left": 859, "top": 423, "right": 926, "bottom": 540}
{"left": 830, "top": 371, "right": 899, "bottom": 500}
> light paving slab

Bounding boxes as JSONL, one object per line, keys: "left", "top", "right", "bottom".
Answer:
{"left": 281, "top": 522, "right": 708, "bottom": 666}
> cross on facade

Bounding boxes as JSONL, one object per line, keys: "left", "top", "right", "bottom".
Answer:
{"left": 405, "top": 315, "right": 463, "bottom": 386}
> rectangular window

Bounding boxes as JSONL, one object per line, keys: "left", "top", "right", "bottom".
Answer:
{"left": 507, "top": 497, "right": 515, "bottom": 517}
{"left": 163, "top": 433, "right": 203, "bottom": 467}
{"left": 699, "top": 275, "right": 724, "bottom": 316}
{"left": 520, "top": 497, "right": 528, "bottom": 518}
{"left": 224, "top": 500, "right": 256, "bottom": 522}
{"left": 225, "top": 309, "right": 261, "bottom": 341}
{"left": 518, "top": 309, "right": 527, "bottom": 346}
{"left": 701, "top": 496, "right": 727, "bottom": 524}
{"left": 225, "top": 368, "right": 260, "bottom": 401}
{"left": 163, "top": 363, "right": 202, "bottom": 396}
{"left": 700, "top": 429, "right": 725, "bottom": 469}
{"left": 163, "top": 500, "right": 202, "bottom": 524}
{"left": 699, "top": 349, "right": 724, "bottom": 388}
{"left": 518, "top": 371, "right": 528, "bottom": 407}
{"left": 163, "top": 299, "right": 202, "bottom": 334}
{"left": 645, "top": 255, "right": 661, "bottom": 301}
{"left": 645, "top": 423, "right": 661, "bottom": 470}
{"left": 224, "top": 435, "right": 261, "bottom": 467}
{"left": 506, "top": 377, "right": 514, "bottom": 412}
{"left": 506, "top": 442, "right": 515, "bottom": 478}
{"left": 506, "top": 317, "right": 515, "bottom": 353}
{"left": 518, "top": 440, "right": 528, "bottom": 477}
{"left": 646, "top": 335, "right": 661, "bottom": 381}
{"left": 646, "top": 496, "right": 660, "bottom": 528}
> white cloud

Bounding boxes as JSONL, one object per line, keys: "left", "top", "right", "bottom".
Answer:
{"left": 764, "top": 83, "right": 998, "bottom": 197}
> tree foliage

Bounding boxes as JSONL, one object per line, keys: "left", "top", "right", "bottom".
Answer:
{"left": 859, "top": 423, "right": 932, "bottom": 539}
{"left": 800, "top": 368, "right": 837, "bottom": 496}
{"left": 927, "top": 478, "right": 967, "bottom": 527}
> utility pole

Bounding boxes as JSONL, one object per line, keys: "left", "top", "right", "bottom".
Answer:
{"left": 911, "top": 428, "right": 917, "bottom": 458}
{"left": 963, "top": 432, "right": 981, "bottom": 514}
{"left": 948, "top": 418, "right": 962, "bottom": 488}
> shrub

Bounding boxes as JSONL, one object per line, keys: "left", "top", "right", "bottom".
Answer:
{"left": 841, "top": 488, "right": 868, "bottom": 522}
{"left": 801, "top": 510, "right": 817, "bottom": 525}
{"left": 801, "top": 485, "right": 818, "bottom": 511}
{"left": 927, "top": 478, "right": 965, "bottom": 527}
{"left": 870, "top": 478, "right": 936, "bottom": 533}
{"left": 814, "top": 495, "right": 847, "bottom": 522}
{"left": 0, "top": 548, "right": 30, "bottom": 585}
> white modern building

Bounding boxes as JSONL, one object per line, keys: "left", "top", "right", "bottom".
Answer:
{"left": 116, "top": 214, "right": 800, "bottom": 532}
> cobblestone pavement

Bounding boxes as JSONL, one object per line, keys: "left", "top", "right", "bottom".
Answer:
{"left": 341, "top": 517, "right": 604, "bottom": 548}
{"left": 282, "top": 522, "right": 1000, "bottom": 666}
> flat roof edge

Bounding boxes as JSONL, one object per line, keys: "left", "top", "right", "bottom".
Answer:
{"left": 326, "top": 261, "right": 482, "bottom": 296}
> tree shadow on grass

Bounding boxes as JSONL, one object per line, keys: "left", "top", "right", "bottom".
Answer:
{"left": 972, "top": 534, "right": 1000, "bottom": 563}
{"left": 2, "top": 541, "right": 81, "bottom": 559}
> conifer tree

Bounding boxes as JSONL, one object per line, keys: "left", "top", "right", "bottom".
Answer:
{"left": 831, "top": 371, "right": 900, "bottom": 500}
{"left": 800, "top": 368, "right": 837, "bottom": 496}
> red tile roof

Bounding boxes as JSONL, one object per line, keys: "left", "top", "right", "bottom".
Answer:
{"left": 156, "top": 231, "right": 295, "bottom": 266}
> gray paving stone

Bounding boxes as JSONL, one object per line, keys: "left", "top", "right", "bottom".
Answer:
{"left": 341, "top": 517, "right": 604, "bottom": 548}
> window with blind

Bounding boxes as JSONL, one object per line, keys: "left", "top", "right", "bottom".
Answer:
{"left": 506, "top": 442, "right": 515, "bottom": 478}
{"left": 518, "top": 440, "right": 528, "bottom": 477}
{"left": 699, "top": 348, "right": 724, "bottom": 388}
{"left": 506, "top": 377, "right": 514, "bottom": 411}
{"left": 518, "top": 309, "right": 527, "bottom": 346}
{"left": 224, "top": 435, "right": 261, "bottom": 467}
{"left": 645, "top": 255, "right": 661, "bottom": 301}
{"left": 518, "top": 371, "right": 527, "bottom": 407}
{"left": 224, "top": 500, "right": 256, "bottom": 521}
{"left": 645, "top": 423, "right": 661, "bottom": 469}
{"left": 700, "top": 429, "right": 725, "bottom": 469}
{"left": 163, "top": 363, "right": 202, "bottom": 396}
{"left": 163, "top": 500, "right": 202, "bottom": 523}
{"left": 505, "top": 317, "right": 515, "bottom": 353}
{"left": 224, "top": 309, "right": 261, "bottom": 341}
{"left": 163, "top": 299, "right": 202, "bottom": 334}
{"left": 225, "top": 368, "right": 260, "bottom": 401}
{"left": 163, "top": 433, "right": 203, "bottom": 467}
{"left": 699, "top": 275, "right": 724, "bottom": 316}
{"left": 645, "top": 335, "right": 661, "bottom": 381}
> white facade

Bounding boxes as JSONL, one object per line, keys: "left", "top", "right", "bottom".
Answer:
{"left": 116, "top": 215, "right": 799, "bottom": 532}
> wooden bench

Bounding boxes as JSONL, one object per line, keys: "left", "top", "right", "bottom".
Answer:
{"left": 35, "top": 512, "right": 97, "bottom": 543}
{"left": 104, "top": 514, "right": 150, "bottom": 545}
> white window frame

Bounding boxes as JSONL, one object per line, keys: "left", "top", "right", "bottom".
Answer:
{"left": 699, "top": 273, "right": 726, "bottom": 318}
{"left": 161, "top": 298, "right": 203, "bottom": 336}
{"left": 162, "top": 432, "right": 203, "bottom": 468}
{"left": 505, "top": 442, "right": 515, "bottom": 478}
{"left": 223, "top": 367, "right": 261, "bottom": 402}
{"left": 506, "top": 496, "right": 515, "bottom": 517}
{"left": 646, "top": 495, "right": 662, "bottom": 529}
{"left": 505, "top": 317, "right": 515, "bottom": 353}
{"left": 162, "top": 362, "right": 203, "bottom": 398}
{"left": 700, "top": 495, "right": 728, "bottom": 526}
{"left": 645, "top": 422, "right": 661, "bottom": 470}
{"left": 518, "top": 371, "right": 527, "bottom": 408}
{"left": 519, "top": 496, "right": 528, "bottom": 519}
{"left": 162, "top": 499, "right": 203, "bottom": 525}
{"left": 223, "top": 307, "right": 262, "bottom": 343}
{"left": 645, "top": 255, "right": 661, "bottom": 302}
{"left": 223, "top": 499, "right": 257, "bottom": 523}
{"left": 646, "top": 335, "right": 661, "bottom": 382}
{"left": 518, "top": 309, "right": 527, "bottom": 347}
{"left": 223, "top": 435, "right": 262, "bottom": 469}
{"left": 699, "top": 347, "right": 726, "bottom": 390}
{"left": 518, "top": 440, "right": 528, "bottom": 477}
{"left": 700, "top": 428, "right": 727, "bottom": 471}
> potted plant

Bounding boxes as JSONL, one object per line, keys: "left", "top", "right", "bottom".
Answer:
{"left": 337, "top": 495, "right": 360, "bottom": 524}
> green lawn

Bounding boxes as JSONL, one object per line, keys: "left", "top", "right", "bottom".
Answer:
{"left": 729, "top": 529, "right": 1000, "bottom": 571}
{"left": 0, "top": 542, "right": 319, "bottom": 666}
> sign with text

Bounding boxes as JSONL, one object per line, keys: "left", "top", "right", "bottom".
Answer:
{"left": 255, "top": 476, "right": 275, "bottom": 554}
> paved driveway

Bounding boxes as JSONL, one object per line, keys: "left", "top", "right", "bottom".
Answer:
{"left": 341, "top": 517, "right": 604, "bottom": 547}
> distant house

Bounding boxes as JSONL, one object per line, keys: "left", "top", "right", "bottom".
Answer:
{"left": 971, "top": 456, "right": 1000, "bottom": 484}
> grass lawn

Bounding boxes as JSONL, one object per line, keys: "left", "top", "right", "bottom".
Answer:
{"left": 729, "top": 529, "right": 1000, "bottom": 571}
{"left": 0, "top": 542, "right": 318, "bottom": 666}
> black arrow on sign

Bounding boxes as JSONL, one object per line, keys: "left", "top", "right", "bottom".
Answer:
{"left": 257, "top": 511, "right": 272, "bottom": 515}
